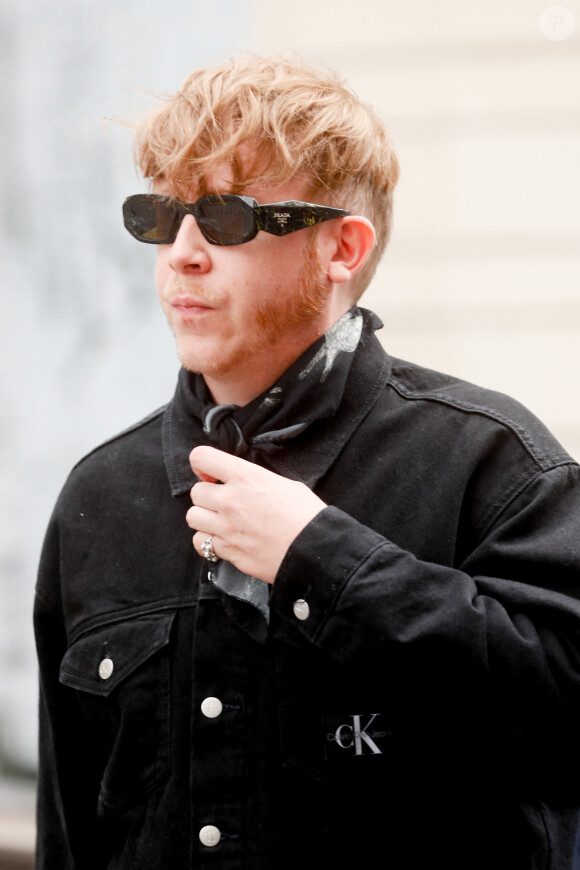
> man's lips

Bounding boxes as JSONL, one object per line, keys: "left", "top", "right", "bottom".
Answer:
{"left": 168, "top": 294, "right": 216, "bottom": 315}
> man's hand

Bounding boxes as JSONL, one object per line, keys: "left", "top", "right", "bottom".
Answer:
{"left": 186, "top": 445, "right": 326, "bottom": 584}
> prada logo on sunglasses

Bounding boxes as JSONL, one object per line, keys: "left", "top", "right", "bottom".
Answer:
{"left": 122, "top": 193, "right": 351, "bottom": 246}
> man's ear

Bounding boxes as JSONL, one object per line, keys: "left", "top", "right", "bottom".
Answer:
{"left": 326, "top": 216, "right": 376, "bottom": 285}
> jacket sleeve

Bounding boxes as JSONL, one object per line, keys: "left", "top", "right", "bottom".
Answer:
{"left": 270, "top": 462, "right": 580, "bottom": 779}
{"left": 34, "top": 517, "right": 106, "bottom": 870}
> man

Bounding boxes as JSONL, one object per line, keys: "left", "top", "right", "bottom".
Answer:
{"left": 35, "top": 56, "right": 580, "bottom": 870}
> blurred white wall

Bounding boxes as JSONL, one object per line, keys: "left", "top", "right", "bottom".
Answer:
{"left": 255, "top": 0, "right": 580, "bottom": 456}
{"left": 1, "top": 0, "right": 578, "bottom": 774}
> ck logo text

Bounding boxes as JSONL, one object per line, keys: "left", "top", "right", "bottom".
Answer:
{"left": 324, "top": 713, "right": 388, "bottom": 758}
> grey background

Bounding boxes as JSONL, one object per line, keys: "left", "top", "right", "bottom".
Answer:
{"left": 1, "top": 0, "right": 251, "bottom": 774}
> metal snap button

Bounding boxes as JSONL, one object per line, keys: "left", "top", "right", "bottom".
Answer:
{"left": 201, "top": 697, "right": 223, "bottom": 719}
{"left": 98, "top": 657, "right": 114, "bottom": 680}
{"left": 199, "top": 825, "right": 221, "bottom": 847}
{"left": 293, "top": 599, "right": 310, "bottom": 621}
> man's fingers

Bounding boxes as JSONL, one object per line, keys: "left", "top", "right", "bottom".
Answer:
{"left": 186, "top": 504, "right": 218, "bottom": 532}
{"left": 196, "top": 470, "right": 219, "bottom": 483}
{"left": 189, "top": 445, "right": 248, "bottom": 483}
{"left": 190, "top": 480, "right": 222, "bottom": 510}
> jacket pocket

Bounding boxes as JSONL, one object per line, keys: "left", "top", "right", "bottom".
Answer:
{"left": 60, "top": 610, "right": 175, "bottom": 811}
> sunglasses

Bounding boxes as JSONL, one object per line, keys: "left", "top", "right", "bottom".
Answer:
{"left": 122, "top": 193, "right": 350, "bottom": 247}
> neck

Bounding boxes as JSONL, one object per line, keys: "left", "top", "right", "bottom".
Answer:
{"left": 203, "top": 300, "right": 352, "bottom": 406}
{"left": 203, "top": 337, "right": 320, "bottom": 406}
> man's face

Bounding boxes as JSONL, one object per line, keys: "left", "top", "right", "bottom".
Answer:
{"left": 154, "top": 166, "right": 342, "bottom": 405}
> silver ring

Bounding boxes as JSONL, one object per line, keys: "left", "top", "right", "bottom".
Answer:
{"left": 201, "top": 535, "right": 219, "bottom": 562}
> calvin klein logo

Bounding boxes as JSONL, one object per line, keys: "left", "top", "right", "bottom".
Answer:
{"left": 324, "top": 713, "right": 387, "bottom": 758}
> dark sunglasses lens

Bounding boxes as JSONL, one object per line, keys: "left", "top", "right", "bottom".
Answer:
{"left": 197, "top": 198, "right": 254, "bottom": 244}
{"left": 125, "top": 197, "right": 182, "bottom": 243}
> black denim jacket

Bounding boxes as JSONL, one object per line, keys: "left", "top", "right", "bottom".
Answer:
{"left": 35, "top": 322, "right": 580, "bottom": 869}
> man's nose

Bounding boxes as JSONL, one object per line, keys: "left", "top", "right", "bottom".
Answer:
{"left": 168, "top": 214, "right": 211, "bottom": 274}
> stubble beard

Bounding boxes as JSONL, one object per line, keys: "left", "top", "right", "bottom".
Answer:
{"left": 172, "top": 236, "right": 332, "bottom": 377}
{"left": 248, "top": 237, "right": 330, "bottom": 356}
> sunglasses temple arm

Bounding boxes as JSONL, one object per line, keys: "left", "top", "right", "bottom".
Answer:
{"left": 255, "top": 205, "right": 349, "bottom": 237}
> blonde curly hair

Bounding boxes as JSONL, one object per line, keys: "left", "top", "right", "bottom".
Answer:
{"left": 133, "top": 55, "right": 399, "bottom": 298}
